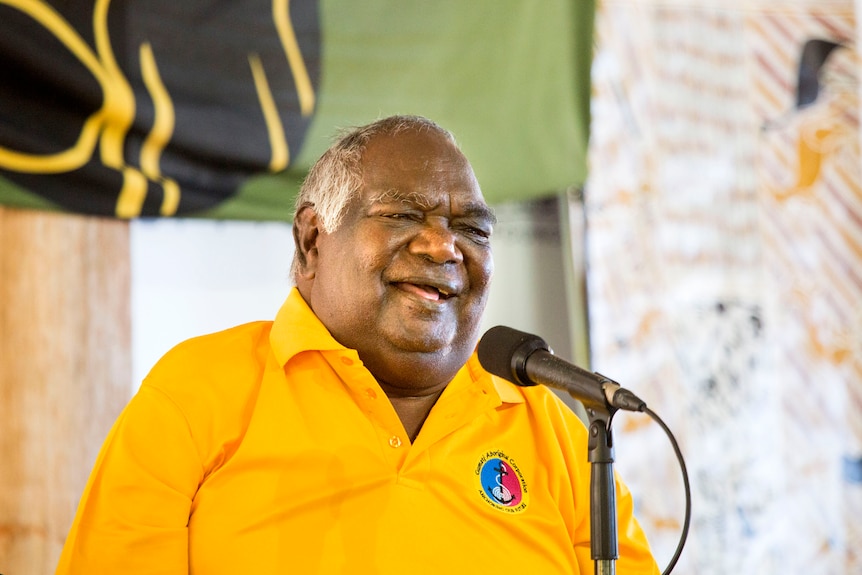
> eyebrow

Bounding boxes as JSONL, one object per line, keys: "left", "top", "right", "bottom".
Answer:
{"left": 370, "top": 189, "right": 434, "bottom": 209}
{"left": 461, "top": 201, "right": 497, "bottom": 226}
{"left": 370, "top": 189, "right": 497, "bottom": 225}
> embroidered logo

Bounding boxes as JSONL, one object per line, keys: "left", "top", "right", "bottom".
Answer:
{"left": 475, "top": 450, "right": 529, "bottom": 513}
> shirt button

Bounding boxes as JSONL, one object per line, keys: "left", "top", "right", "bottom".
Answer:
{"left": 364, "top": 388, "right": 378, "bottom": 399}
{"left": 340, "top": 356, "right": 354, "bottom": 366}
{"left": 388, "top": 435, "right": 403, "bottom": 448}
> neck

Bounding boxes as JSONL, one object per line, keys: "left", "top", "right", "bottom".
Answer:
{"left": 384, "top": 387, "right": 445, "bottom": 442}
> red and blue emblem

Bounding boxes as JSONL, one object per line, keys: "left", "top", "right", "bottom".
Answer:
{"left": 476, "top": 451, "right": 529, "bottom": 513}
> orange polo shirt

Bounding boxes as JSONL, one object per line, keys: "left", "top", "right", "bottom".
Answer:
{"left": 56, "top": 288, "right": 659, "bottom": 574}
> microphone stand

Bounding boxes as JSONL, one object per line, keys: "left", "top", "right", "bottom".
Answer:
{"left": 585, "top": 404, "right": 618, "bottom": 575}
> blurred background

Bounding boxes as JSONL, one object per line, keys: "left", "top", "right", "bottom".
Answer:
{"left": 1, "top": 1, "right": 860, "bottom": 573}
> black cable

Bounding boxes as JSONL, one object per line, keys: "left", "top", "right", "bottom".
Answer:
{"left": 641, "top": 406, "right": 691, "bottom": 575}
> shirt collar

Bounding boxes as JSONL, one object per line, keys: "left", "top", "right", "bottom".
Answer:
{"left": 463, "top": 349, "right": 525, "bottom": 405}
{"left": 270, "top": 287, "right": 524, "bottom": 405}
{"left": 270, "top": 287, "right": 348, "bottom": 367}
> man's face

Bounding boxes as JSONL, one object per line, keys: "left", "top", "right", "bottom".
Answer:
{"left": 298, "top": 128, "right": 495, "bottom": 392}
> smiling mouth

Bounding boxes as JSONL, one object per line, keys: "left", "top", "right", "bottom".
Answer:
{"left": 392, "top": 282, "right": 456, "bottom": 302}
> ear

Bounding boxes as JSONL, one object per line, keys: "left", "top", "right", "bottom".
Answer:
{"left": 292, "top": 204, "right": 322, "bottom": 282}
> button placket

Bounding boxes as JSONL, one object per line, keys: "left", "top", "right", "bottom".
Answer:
{"left": 328, "top": 351, "right": 411, "bottom": 465}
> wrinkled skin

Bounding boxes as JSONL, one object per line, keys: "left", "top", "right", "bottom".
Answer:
{"left": 293, "top": 127, "right": 495, "bottom": 429}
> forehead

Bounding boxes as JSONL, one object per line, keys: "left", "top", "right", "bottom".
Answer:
{"left": 358, "top": 128, "right": 486, "bottom": 208}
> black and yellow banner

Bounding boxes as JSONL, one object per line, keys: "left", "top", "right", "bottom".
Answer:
{"left": 0, "top": 1, "right": 594, "bottom": 221}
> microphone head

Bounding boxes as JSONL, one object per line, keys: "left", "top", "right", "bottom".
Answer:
{"left": 477, "top": 326, "right": 550, "bottom": 387}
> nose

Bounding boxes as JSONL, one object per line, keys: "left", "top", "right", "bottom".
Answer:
{"left": 409, "top": 219, "right": 463, "bottom": 264}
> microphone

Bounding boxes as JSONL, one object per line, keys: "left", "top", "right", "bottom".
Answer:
{"left": 477, "top": 326, "right": 646, "bottom": 413}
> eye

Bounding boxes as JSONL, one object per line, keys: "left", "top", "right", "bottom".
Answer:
{"left": 458, "top": 224, "right": 492, "bottom": 244}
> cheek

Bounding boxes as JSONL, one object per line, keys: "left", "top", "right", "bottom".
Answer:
{"left": 318, "top": 240, "right": 393, "bottom": 304}
{"left": 460, "top": 253, "right": 493, "bottom": 324}
{"left": 469, "top": 250, "right": 494, "bottom": 291}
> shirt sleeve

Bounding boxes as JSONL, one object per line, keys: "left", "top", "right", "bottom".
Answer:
{"left": 55, "top": 384, "right": 203, "bottom": 575}
{"left": 614, "top": 473, "right": 663, "bottom": 574}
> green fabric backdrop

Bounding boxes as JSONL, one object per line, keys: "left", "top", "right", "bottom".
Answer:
{"left": 0, "top": 0, "right": 594, "bottom": 221}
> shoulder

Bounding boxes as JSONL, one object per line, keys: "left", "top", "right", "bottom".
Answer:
{"left": 141, "top": 321, "right": 274, "bottom": 418}
{"left": 146, "top": 321, "right": 273, "bottom": 382}
{"left": 136, "top": 321, "right": 276, "bottom": 470}
{"left": 515, "top": 383, "right": 588, "bottom": 437}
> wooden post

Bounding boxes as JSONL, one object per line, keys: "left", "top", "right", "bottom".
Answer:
{"left": 0, "top": 207, "right": 131, "bottom": 575}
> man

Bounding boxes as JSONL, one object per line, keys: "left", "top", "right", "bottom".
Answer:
{"left": 56, "top": 115, "right": 660, "bottom": 573}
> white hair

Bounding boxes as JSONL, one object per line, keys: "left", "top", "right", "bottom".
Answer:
{"left": 290, "top": 115, "right": 458, "bottom": 280}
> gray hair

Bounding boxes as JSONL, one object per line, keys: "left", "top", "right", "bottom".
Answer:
{"left": 290, "top": 115, "right": 458, "bottom": 280}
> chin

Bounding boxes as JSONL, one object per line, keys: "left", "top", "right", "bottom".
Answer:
{"left": 389, "top": 329, "right": 454, "bottom": 354}
{"left": 390, "top": 324, "right": 479, "bottom": 364}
